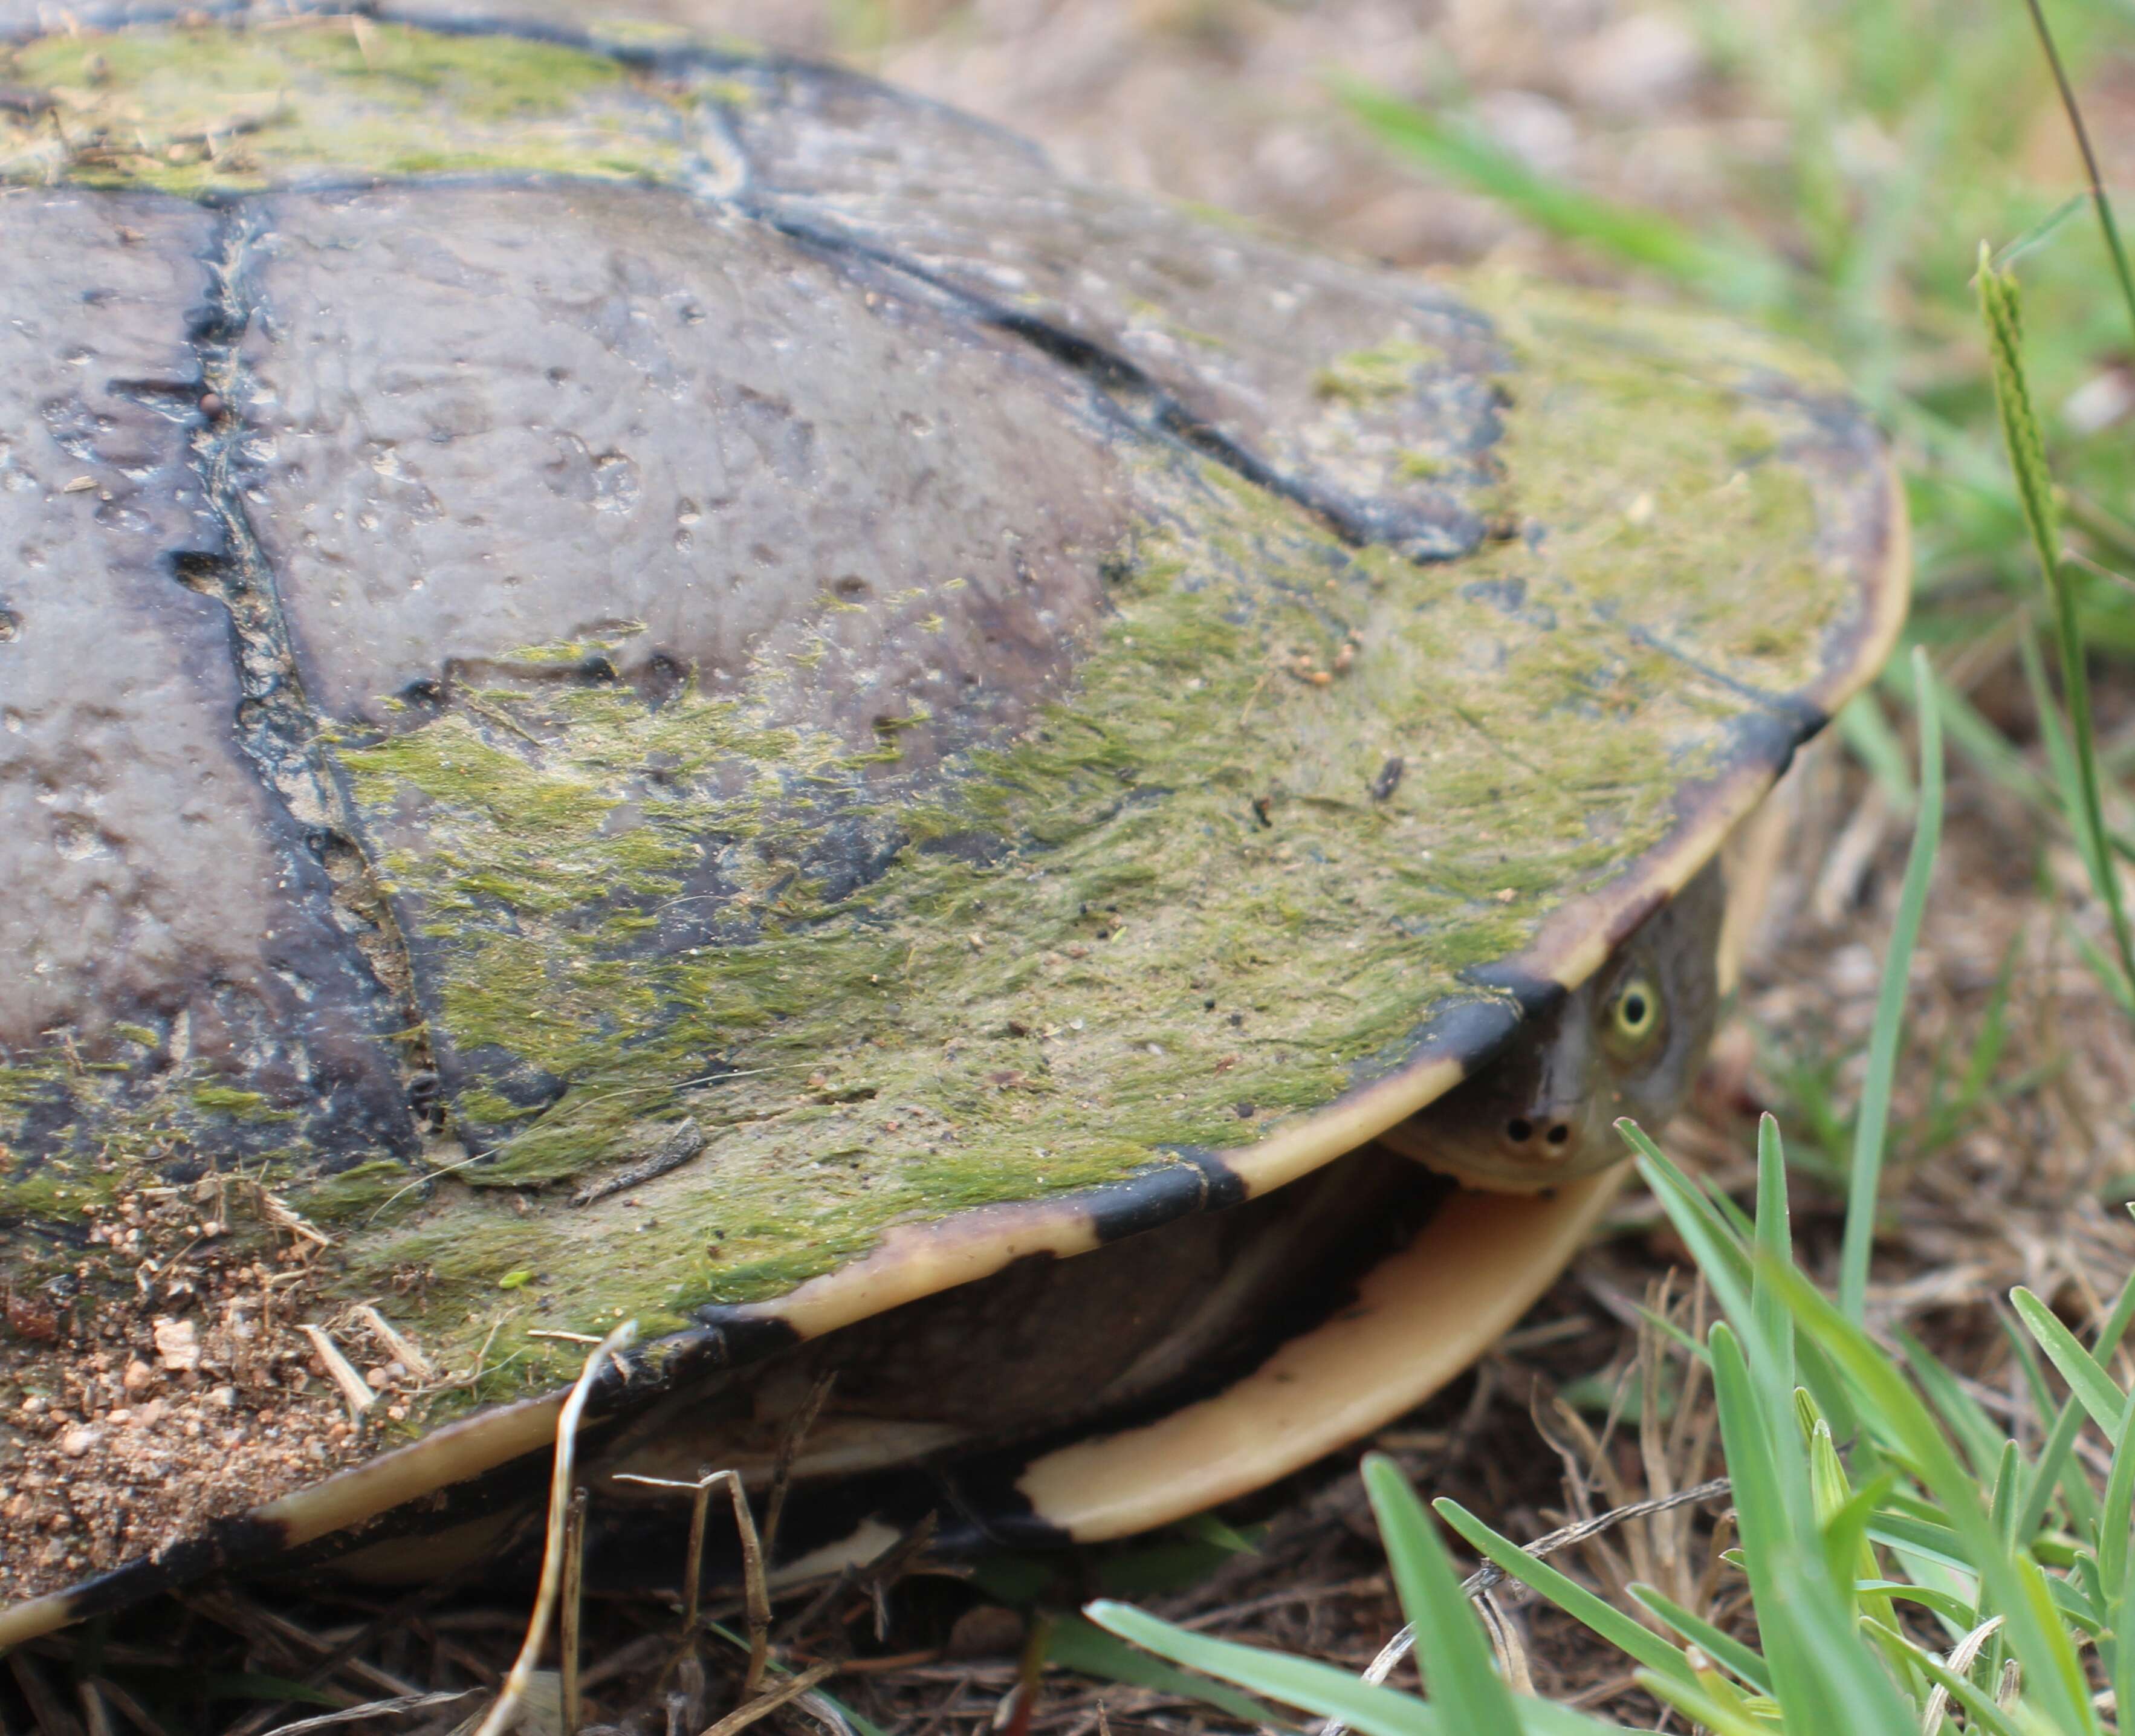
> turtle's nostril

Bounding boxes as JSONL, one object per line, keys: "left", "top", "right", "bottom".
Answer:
{"left": 1544, "top": 1122, "right": 1572, "bottom": 1146}
{"left": 1506, "top": 1117, "right": 1533, "bottom": 1144}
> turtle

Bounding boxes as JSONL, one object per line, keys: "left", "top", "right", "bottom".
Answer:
{"left": 0, "top": 4, "right": 1907, "bottom": 1645}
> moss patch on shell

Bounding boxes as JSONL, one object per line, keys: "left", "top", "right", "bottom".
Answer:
{"left": 0, "top": 21, "right": 690, "bottom": 194}
{"left": 302, "top": 282, "right": 1861, "bottom": 1406}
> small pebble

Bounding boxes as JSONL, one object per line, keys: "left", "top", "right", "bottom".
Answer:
{"left": 154, "top": 1317, "right": 201, "bottom": 1373}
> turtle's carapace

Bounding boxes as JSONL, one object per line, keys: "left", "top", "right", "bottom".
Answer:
{"left": 1382, "top": 862, "right": 1726, "bottom": 1191}
{"left": 0, "top": 2, "right": 1907, "bottom": 1639}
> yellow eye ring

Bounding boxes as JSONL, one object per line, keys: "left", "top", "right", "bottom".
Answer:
{"left": 1612, "top": 975, "right": 1659, "bottom": 1043}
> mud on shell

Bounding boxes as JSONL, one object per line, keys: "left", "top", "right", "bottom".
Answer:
{"left": 0, "top": 3, "right": 1906, "bottom": 1637}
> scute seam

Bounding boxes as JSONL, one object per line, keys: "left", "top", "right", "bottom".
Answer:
{"left": 747, "top": 208, "right": 1488, "bottom": 563}
{"left": 175, "top": 199, "right": 438, "bottom": 1143}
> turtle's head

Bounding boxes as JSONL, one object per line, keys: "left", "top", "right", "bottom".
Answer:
{"left": 1382, "top": 862, "right": 1726, "bottom": 1192}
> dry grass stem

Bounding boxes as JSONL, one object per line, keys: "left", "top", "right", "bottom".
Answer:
{"left": 1476, "top": 1592, "right": 1534, "bottom": 1696}
{"left": 192, "top": 1591, "right": 423, "bottom": 1700}
{"left": 7, "top": 1654, "right": 82, "bottom": 1736}
{"left": 1920, "top": 1615, "right": 2006, "bottom": 1735}
{"left": 351, "top": 1303, "right": 435, "bottom": 1382}
{"left": 297, "top": 1324, "right": 378, "bottom": 1419}
{"left": 612, "top": 1467, "right": 771, "bottom": 1697}
{"left": 762, "top": 1372, "right": 838, "bottom": 1565}
{"left": 696, "top": 1660, "right": 836, "bottom": 1736}
{"left": 77, "top": 1680, "right": 114, "bottom": 1736}
{"left": 253, "top": 1184, "right": 332, "bottom": 1248}
{"left": 244, "top": 1688, "right": 479, "bottom": 1735}
{"left": 562, "top": 1487, "right": 589, "bottom": 1736}
{"left": 471, "top": 1320, "right": 637, "bottom": 1736}
{"left": 685, "top": 1469, "right": 716, "bottom": 1637}
{"left": 1470, "top": 1475, "right": 1734, "bottom": 1593}
{"left": 86, "top": 1677, "right": 165, "bottom": 1736}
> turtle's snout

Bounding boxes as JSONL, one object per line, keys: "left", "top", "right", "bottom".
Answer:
{"left": 1502, "top": 1106, "right": 1583, "bottom": 1163}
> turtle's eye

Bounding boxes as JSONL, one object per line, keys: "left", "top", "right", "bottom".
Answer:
{"left": 1605, "top": 974, "right": 1662, "bottom": 1053}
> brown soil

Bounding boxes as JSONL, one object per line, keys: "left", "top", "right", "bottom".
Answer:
{"left": 0, "top": 1181, "right": 410, "bottom": 1604}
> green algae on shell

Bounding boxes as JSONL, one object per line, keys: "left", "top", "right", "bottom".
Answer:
{"left": 1, "top": 20, "right": 692, "bottom": 192}
{"left": 0, "top": 4, "right": 1906, "bottom": 1635}
{"left": 329, "top": 298, "right": 1859, "bottom": 1359}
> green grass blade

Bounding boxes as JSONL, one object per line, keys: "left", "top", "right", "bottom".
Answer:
{"left": 1363, "top": 1457, "right": 1520, "bottom": 1726}
{"left": 1897, "top": 1326, "right": 2027, "bottom": 1482}
{"left": 1806, "top": 1413, "right": 1855, "bottom": 1554}
{"left": 2114, "top": 1546, "right": 2135, "bottom": 1736}
{"left": 1859, "top": 1579, "right": 1981, "bottom": 1631}
{"left": 2010, "top": 1286, "right": 2130, "bottom": 1433}
{"left": 2018, "top": 0, "right": 2135, "bottom": 345}
{"left": 1633, "top": 1672, "right": 1768, "bottom": 1736}
{"left": 2019, "top": 622, "right": 2117, "bottom": 918}
{"left": 1045, "top": 1615, "right": 1291, "bottom": 1732}
{"left": 1979, "top": 247, "right": 2135, "bottom": 1003}
{"left": 1634, "top": 1303, "right": 1714, "bottom": 1369}
{"left": 1865, "top": 1619, "right": 2031, "bottom": 1736}
{"left": 1839, "top": 644, "right": 1945, "bottom": 1323}
{"left": 1763, "top": 1258, "right": 2102, "bottom": 1734}
{"left": 1864, "top": 1513, "right": 1983, "bottom": 1584}
{"left": 1867, "top": 1523, "right": 2102, "bottom": 1633}
{"left": 1703, "top": 1323, "right": 1848, "bottom": 1722}
{"left": 1333, "top": 77, "right": 1786, "bottom": 308}
{"left": 1778, "top": 1567, "right": 1927, "bottom": 1736}
{"left": 1752, "top": 1113, "right": 1796, "bottom": 1396}
{"left": 1084, "top": 1605, "right": 1641, "bottom": 1736}
{"left": 2071, "top": 922, "right": 2135, "bottom": 1016}
{"left": 2017, "top": 1381, "right": 2098, "bottom": 1544}
{"left": 1084, "top": 1603, "right": 1436, "bottom": 1736}
{"left": 1989, "top": 1436, "right": 2023, "bottom": 1549}
{"left": 1991, "top": 188, "right": 2091, "bottom": 271}
{"left": 2053, "top": 1562, "right": 2110, "bottom": 1637}
{"left": 1625, "top": 1585, "right": 1772, "bottom": 1694}
{"left": 1879, "top": 654, "right": 2135, "bottom": 867}
{"left": 1821, "top": 1471, "right": 1897, "bottom": 1612}
{"left": 1432, "top": 1500, "right": 1701, "bottom": 1691}
{"left": 2020, "top": 1260, "right": 2135, "bottom": 1535}
{"left": 1836, "top": 691, "right": 1917, "bottom": 813}
{"left": 1631, "top": 1128, "right": 1860, "bottom": 1443}
{"left": 2096, "top": 1392, "right": 2135, "bottom": 1621}
{"left": 1621, "top": 1126, "right": 1751, "bottom": 1297}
